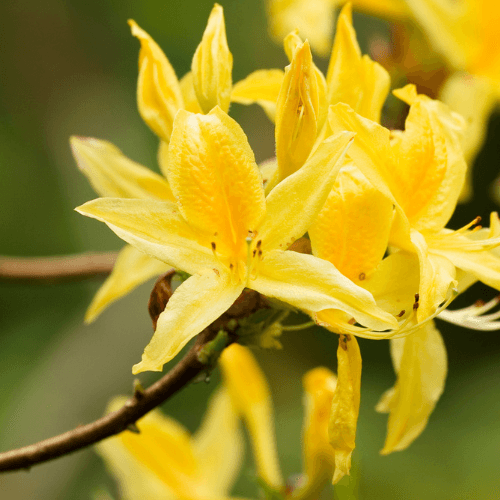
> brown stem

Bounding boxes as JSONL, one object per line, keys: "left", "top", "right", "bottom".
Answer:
{"left": 0, "top": 328, "right": 222, "bottom": 473}
{"left": 0, "top": 252, "right": 119, "bottom": 282}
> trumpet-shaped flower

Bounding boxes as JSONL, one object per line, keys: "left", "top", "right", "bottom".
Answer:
{"left": 77, "top": 107, "right": 397, "bottom": 374}
{"left": 326, "top": 85, "right": 500, "bottom": 452}
{"left": 97, "top": 389, "right": 244, "bottom": 500}
{"left": 73, "top": 4, "right": 289, "bottom": 321}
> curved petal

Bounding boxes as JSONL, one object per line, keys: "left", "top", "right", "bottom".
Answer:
{"left": 76, "top": 198, "right": 216, "bottom": 274}
{"left": 275, "top": 41, "right": 324, "bottom": 180}
{"left": 70, "top": 136, "right": 174, "bottom": 200}
{"left": 309, "top": 164, "right": 394, "bottom": 282}
{"left": 219, "top": 344, "right": 283, "bottom": 491}
{"left": 231, "top": 69, "right": 284, "bottom": 122}
{"left": 411, "top": 230, "right": 457, "bottom": 322}
{"left": 85, "top": 245, "right": 171, "bottom": 323}
{"left": 376, "top": 321, "right": 447, "bottom": 454}
{"left": 168, "top": 108, "right": 266, "bottom": 257}
{"left": 392, "top": 85, "right": 467, "bottom": 232}
{"left": 192, "top": 388, "right": 244, "bottom": 495}
{"left": 259, "top": 131, "right": 354, "bottom": 253}
{"left": 429, "top": 232, "right": 500, "bottom": 292}
{"left": 133, "top": 268, "right": 243, "bottom": 373}
{"left": 191, "top": 4, "right": 233, "bottom": 113}
{"left": 326, "top": 4, "right": 390, "bottom": 123}
{"left": 251, "top": 250, "right": 398, "bottom": 331}
{"left": 329, "top": 334, "right": 361, "bottom": 484}
{"left": 295, "top": 367, "right": 337, "bottom": 499}
{"left": 129, "top": 20, "right": 184, "bottom": 142}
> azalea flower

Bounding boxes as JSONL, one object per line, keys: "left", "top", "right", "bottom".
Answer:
{"left": 97, "top": 389, "right": 244, "bottom": 500}
{"left": 77, "top": 106, "right": 397, "bottom": 374}
{"left": 327, "top": 84, "right": 500, "bottom": 453}
{"left": 72, "top": 4, "right": 287, "bottom": 322}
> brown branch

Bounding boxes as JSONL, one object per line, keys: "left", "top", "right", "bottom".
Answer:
{"left": 0, "top": 327, "right": 223, "bottom": 473}
{"left": 0, "top": 252, "right": 119, "bottom": 282}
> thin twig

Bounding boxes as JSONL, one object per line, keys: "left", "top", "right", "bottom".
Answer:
{"left": 0, "top": 252, "right": 118, "bottom": 282}
{"left": 0, "top": 328, "right": 224, "bottom": 473}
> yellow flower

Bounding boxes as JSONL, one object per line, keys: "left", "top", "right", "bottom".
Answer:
{"left": 266, "top": 0, "right": 408, "bottom": 57}
{"left": 73, "top": 4, "right": 288, "bottom": 322}
{"left": 97, "top": 389, "right": 244, "bottom": 500}
{"left": 77, "top": 107, "right": 397, "bottom": 374}
{"left": 220, "top": 343, "right": 351, "bottom": 494}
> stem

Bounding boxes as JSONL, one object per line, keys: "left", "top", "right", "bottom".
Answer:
{"left": 282, "top": 321, "right": 316, "bottom": 331}
{"left": 0, "top": 252, "right": 118, "bottom": 282}
{"left": 0, "top": 327, "right": 227, "bottom": 473}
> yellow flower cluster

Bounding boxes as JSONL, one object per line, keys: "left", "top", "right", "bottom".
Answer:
{"left": 73, "top": 2, "right": 500, "bottom": 495}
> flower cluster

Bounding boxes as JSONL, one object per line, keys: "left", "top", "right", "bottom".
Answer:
{"left": 73, "top": 2, "right": 500, "bottom": 496}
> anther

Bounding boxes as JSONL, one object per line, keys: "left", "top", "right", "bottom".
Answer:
{"left": 414, "top": 293, "right": 420, "bottom": 303}
{"left": 256, "top": 240, "right": 262, "bottom": 249}
{"left": 413, "top": 301, "right": 420, "bottom": 310}
{"left": 211, "top": 242, "right": 216, "bottom": 251}
{"left": 358, "top": 272, "right": 366, "bottom": 280}
{"left": 397, "top": 310, "right": 405, "bottom": 317}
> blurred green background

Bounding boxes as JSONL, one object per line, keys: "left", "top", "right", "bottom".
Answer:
{"left": 1, "top": 0, "right": 500, "bottom": 498}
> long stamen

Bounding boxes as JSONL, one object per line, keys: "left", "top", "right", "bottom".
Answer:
{"left": 438, "top": 295, "right": 500, "bottom": 331}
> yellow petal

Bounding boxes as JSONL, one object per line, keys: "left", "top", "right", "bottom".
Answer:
{"left": 259, "top": 132, "right": 354, "bottom": 253}
{"left": 168, "top": 108, "right": 266, "bottom": 258}
{"left": 428, "top": 230, "right": 500, "bottom": 292}
{"left": 275, "top": 41, "right": 326, "bottom": 180}
{"left": 329, "top": 334, "right": 361, "bottom": 484}
{"left": 179, "top": 71, "right": 203, "bottom": 114}
{"left": 70, "top": 136, "right": 174, "bottom": 200}
{"left": 157, "top": 140, "right": 170, "bottom": 179}
{"left": 295, "top": 367, "right": 337, "bottom": 499}
{"left": 191, "top": 4, "right": 233, "bottom": 114}
{"left": 129, "top": 20, "right": 184, "bottom": 142}
{"left": 328, "top": 103, "right": 397, "bottom": 204}
{"left": 85, "top": 245, "right": 171, "bottom": 323}
{"left": 376, "top": 321, "right": 447, "bottom": 454}
{"left": 252, "top": 249, "right": 398, "bottom": 332}
{"left": 392, "top": 85, "right": 467, "bottom": 232}
{"left": 231, "top": 69, "right": 285, "bottom": 122}
{"left": 219, "top": 344, "right": 284, "bottom": 490}
{"left": 363, "top": 251, "right": 420, "bottom": 317}
{"left": 133, "top": 268, "right": 243, "bottom": 373}
{"left": 326, "top": 4, "right": 390, "bottom": 123}
{"left": 97, "top": 397, "right": 201, "bottom": 500}
{"left": 192, "top": 388, "right": 244, "bottom": 495}
{"left": 439, "top": 73, "right": 497, "bottom": 202}
{"left": 410, "top": 230, "right": 456, "bottom": 322}
{"left": 267, "top": 0, "right": 336, "bottom": 57}
{"left": 309, "top": 164, "right": 394, "bottom": 282}
{"left": 75, "top": 198, "right": 216, "bottom": 274}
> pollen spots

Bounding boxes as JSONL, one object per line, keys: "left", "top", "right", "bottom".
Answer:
{"left": 213, "top": 268, "right": 220, "bottom": 277}
{"left": 358, "top": 272, "right": 366, "bottom": 281}
{"left": 340, "top": 334, "right": 351, "bottom": 350}
{"left": 413, "top": 293, "right": 420, "bottom": 310}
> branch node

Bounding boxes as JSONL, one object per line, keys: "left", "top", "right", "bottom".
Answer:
{"left": 126, "top": 423, "right": 141, "bottom": 434}
{"left": 133, "top": 379, "right": 145, "bottom": 400}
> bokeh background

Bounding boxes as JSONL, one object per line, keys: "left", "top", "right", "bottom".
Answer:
{"left": 1, "top": 0, "right": 500, "bottom": 498}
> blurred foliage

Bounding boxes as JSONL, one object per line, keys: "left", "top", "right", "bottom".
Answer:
{"left": 0, "top": 0, "right": 499, "bottom": 498}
